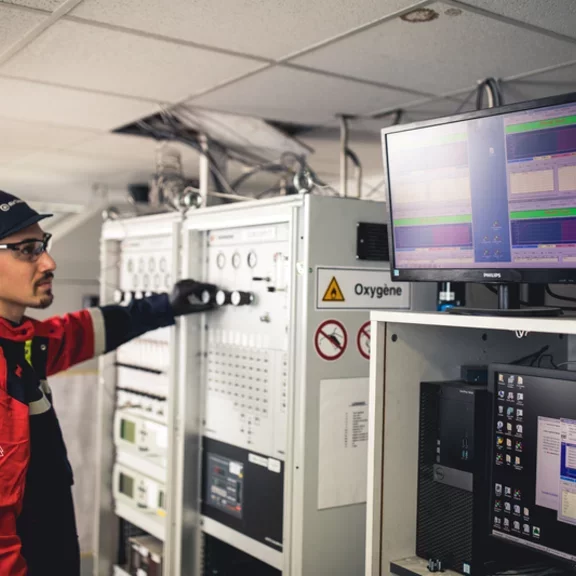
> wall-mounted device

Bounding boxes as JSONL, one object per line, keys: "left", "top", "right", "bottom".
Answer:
{"left": 113, "top": 463, "right": 167, "bottom": 520}
{"left": 114, "top": 409, "right": 168, "bottom": 467}
{"left": 175, "top": 195, "right": 437, "bottom": 576}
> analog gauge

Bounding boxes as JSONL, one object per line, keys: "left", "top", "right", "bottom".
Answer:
{"left": 216, "top": 252, "right": 226, "bottom": 269}
{"left": 127, "top": 259, "right": 134, "bottom": 273}
{"left": 232, "top": 252, "right": 241, "bottom": 269}
{"left": 132, "top": 275, "right": 139, "bottom": 289}
{"left": 138, "top": 258, "right": 145, "bottom": 273}
{"left": 143, "top": 274, "right": 150, "bottom": 289}
{"left": 159, "top": 257, "right": 167, "bottom": 272}
{"left": 247, "top": 251, "right": 257, "bottom": 269}
{"left": 149, "top": 258, "right": 156, "bottom": 273}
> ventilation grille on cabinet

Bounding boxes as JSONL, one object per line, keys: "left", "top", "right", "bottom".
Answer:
{"left": 356, "top": 222, "right": 390, "bottom": 262}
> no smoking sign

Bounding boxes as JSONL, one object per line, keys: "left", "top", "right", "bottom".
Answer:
{"left": 357, "top": 321, "right": 371, "bottom": 360}
{"left": 314, "top": 319, "right": 348, "bottom": 361}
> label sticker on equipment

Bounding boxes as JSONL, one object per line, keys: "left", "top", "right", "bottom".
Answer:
{"left": 315, "top": 320, "right": 348, "bottom": 361}
{"left": 357, "top": 321, "right": 371, "bottom": 360}
{"left": 316, "top": 267, "right": 410, "bottom": 310}
{"left": 268, "top": 458, "right": 281, "bottom": 473}
{"left": 248, "top": 453, "right": 268, "bottom": 468}
{"left": 322, "top": 276, "right": 345, "bottom": 302}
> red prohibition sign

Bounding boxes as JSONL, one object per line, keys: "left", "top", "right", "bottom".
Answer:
{"left": 315, "top": 319, "right": 348, "bottom": 361}
{"left": 357, "top": 321, "right": 371, "bottom": 360}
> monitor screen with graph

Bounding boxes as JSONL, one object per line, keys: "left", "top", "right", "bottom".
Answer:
{"left": 382, "top": 92, "right": 576, "bottom": 283}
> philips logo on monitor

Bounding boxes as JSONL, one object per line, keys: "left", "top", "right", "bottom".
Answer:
{"left": 483, "top": 273, "right": 502, "bottom": 279}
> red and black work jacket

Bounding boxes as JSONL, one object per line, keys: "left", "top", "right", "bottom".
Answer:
{"left": 0, "top": 294, "right": 175, "bottom": 575}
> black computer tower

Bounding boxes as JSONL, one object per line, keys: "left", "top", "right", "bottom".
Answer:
{"left": 417, "top": 381, "right": 490, "bottom": 576}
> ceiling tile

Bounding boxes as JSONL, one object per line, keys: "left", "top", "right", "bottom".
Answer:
{"left": 460, "top": 0, "right": 576, "bottom": 39}
{"left": 63, "top": 134, "right": 200, "bottom": 177}
{"left": 0, "top": 4, "right": 46, "bottom": 52}
{"left": 502, "top": 62, "right": 576, "bottom": 104}
{"left": 290, "top": 2, "right": 576, "bottom": 95}
{"left": 0, "top": 20, "right": 264, "bottom": 102}
{"left": 0, "top": 146, "right": 40, "bottom": 165}
{"left": 10, "top": 150, "right": 137, "bottom": 178}
{"left": 325, "top": 95, "right": 474, "bottom": 133}
{"left": 189, "top": 66, "right": 421, "bottom": 125}
{"left": 0, "top": 77, "right": 158, "bottom": 130}
{"left": 70, "top": 0, "right": 419, "bottom": 60}
{"left": 1, "top": 0, "right": 63, "bottom": 10}
{"left": 0, "top": 116, "right": 96, "bottom": 149}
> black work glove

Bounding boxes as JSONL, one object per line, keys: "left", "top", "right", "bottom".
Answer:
{"left": 169, "top": 279, "right": 218, "bottom": 316}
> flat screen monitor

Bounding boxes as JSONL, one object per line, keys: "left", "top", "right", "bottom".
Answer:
{"left": 488, "top": 364, "right": 576, "bottom": 567}
{"left": 383, "top": 92, "right": 576, "bottom": 284}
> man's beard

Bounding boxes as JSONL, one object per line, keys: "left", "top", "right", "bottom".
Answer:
{"left": 31, "top": 293, "right": 54, "bottom": 309}
{"left": 38, "top": 294, "right": 54, "bottom": 309}
{"left": 32, "top": 272, "right": 54, "bottom": 308}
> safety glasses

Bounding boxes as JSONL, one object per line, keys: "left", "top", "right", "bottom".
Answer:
{"left": 0, "top": 233, "right": 52, "bottom": 262}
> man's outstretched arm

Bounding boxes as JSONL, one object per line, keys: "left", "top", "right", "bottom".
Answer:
{"left": 41, "top": 280, "right": 216, "bottom": 377}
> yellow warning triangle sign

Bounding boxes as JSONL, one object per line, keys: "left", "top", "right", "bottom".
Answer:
{"left": 322, "top": 276, "right": 345, "bottom": 302}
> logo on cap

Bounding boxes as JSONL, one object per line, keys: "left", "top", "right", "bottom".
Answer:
{"left": 0, "top": 199, "right": 24, "bottom": 212}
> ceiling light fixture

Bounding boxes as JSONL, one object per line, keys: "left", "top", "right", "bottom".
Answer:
{"left": 445, "top": 8, "right": 463, "bottom": 16}
{"left": 400, "top": 8, "right": 439, "bottom": 23}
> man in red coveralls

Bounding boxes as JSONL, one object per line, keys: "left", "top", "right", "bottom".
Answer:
{"left": 0, "top": 190, "right": 216, "bottom": 575}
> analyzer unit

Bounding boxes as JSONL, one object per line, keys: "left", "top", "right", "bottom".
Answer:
{"left": 96, "top": 213, "right": 181, "bottom": 576}
{"left": 97, "top": 196, "right": 435, "bottom": 576}
{"left": 172, "top": 195, "right": 436, "bottom": 576}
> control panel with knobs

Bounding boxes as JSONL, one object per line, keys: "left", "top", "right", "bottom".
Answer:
{"left": 203, "top": 223, "right": 290, "bottom": 460}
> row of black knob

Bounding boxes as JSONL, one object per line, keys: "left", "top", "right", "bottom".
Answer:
{"left": 202, "top": 289, "right": 254, "bottom": 307}
{"left": 113, "top": 289, "right": 254, "bottom": 307}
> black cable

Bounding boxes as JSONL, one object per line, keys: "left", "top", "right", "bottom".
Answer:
{"left": 538, "top": 354, "right": 558, "bottom": 369}
{"left": 509, "top": 345, "right": 549, "bottom": 366}
{"left": 545, "top": 284, "right": 576, "bottom": 303}
{"left": 483, "top": 285, "right": 576, "bottom": 312}
{"left": 135, "top": 121, "right": 234, "bottom": 196}
{"left": 230, "top": 163, "right": 286, "bottom": 190}
{"left": 476, "top": 77, "right": 503, "bottom": 110}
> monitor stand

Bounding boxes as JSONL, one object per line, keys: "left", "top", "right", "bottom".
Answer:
{"left": 447, "top": 284, "right": 563, "bottom": 317}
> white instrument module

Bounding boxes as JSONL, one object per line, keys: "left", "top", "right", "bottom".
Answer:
{"left": 203, "top": 224, "right": 290, "bottom": 461}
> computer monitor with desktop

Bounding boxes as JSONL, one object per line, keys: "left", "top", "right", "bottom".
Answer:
{"left": 488, "top": 364, "right": 576, "bottom": 568}
{"left": 382, "top": 91, "right": 576, "bottom": 314}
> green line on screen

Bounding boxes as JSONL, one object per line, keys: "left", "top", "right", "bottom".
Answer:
{"left": 394, "top": 214, "right": 472, "bottom": 226}
{"left": 505, "top": 115, "right": 576, "bottom": 134}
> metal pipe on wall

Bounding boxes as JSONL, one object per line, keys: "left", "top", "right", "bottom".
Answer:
{"left": 339, "top": 115, "right": 349, "bottom": 197}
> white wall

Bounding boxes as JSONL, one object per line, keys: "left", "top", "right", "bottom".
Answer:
{"left": 29, "top": 210, "right": 102, "bottom": 558}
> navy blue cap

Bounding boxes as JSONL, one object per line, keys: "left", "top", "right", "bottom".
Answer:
{"left": 0, "top": 191, "right": 52, "bottom": 240}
